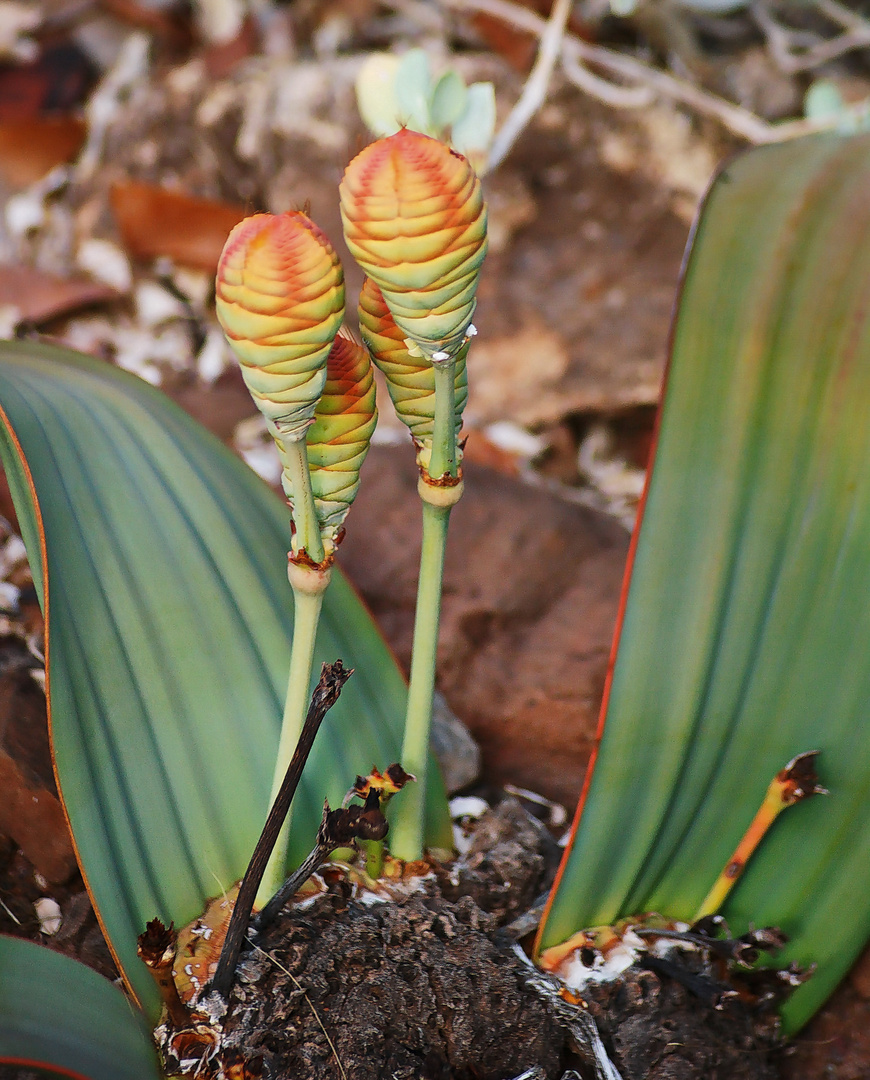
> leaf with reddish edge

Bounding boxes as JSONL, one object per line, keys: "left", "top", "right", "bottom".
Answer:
{"left": 0, "top": 340, "right": 451, "bottom": 1019}
{"left": 0, "top": 935, "right": 161, "bottom": 1079}
{"left": 537, "top": 132, "right": 870, "bottom": 1034}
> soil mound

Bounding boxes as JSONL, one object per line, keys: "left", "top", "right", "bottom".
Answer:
{"left": 163, "top": 800, "right": 782, "bottom": 1080}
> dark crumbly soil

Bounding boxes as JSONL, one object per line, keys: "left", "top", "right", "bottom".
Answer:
{"left": 225, "top": 888, "right": 565, "bottom": 1080}
{"left": 582, "top": 967, "right": 781, "bottom": 1080}
{"left": 181, "top": 799, "right": 783, "bottom": 1080}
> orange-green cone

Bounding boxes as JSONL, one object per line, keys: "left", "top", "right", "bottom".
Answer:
{"left": 339, "top": 129, "right": 487, "bottom": 363}
{"left": 358, "top": 276, "right": 467, "bottom": 474}
{"left": 303, "top": 334, "right": 378, "bottom": 546}
{"left": 215, "top": 210, "right": 345, "bottom": 459}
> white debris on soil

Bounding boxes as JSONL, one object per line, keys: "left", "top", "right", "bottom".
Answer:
{"left": 0, "top": 1, "right": 40, "bottom": 61}
{"left": 79, "top": 32, "right": 151, "bottom": 180}
{"left": 5, "top": 167, "right": 70, "bottom": 241}
{"left": 0, "top": 581, "right": 19, "bottom": 610}
{"left": 552, "top": 919, "right": 695, "bottom": 993}
{"left": 197, "top": 325, "right": 234, "bottom": 383}
{"left": 34, "top": 896, "right": 62, "bottom": 935}
{"left": 76, "top": 238, "right": 134, "bottom": 292}
{"left": 450, "top": 795, "right": 490, "bottom": 854}
{"left": 484, "top": 421, "right": 547, "bottom": 463}
{"left": 0, "top": 523, "right": 42, "bottom": 684}
{"left": 576, "top": 422, "right": 647, "bottom": 530}
{"left": 449, "top": 795, "right": 489, "bottom": 819}
{"left": 354, "top": 869, "right": 436, "bottom": 907}
{"left": 61, "top": 315, "right": 189, "bottom": 385}
{"left": 135, "top": 280, "right": 187, "bottom": 327}
{"left": 559, "top": 925, "right": 647, "bottom": 989}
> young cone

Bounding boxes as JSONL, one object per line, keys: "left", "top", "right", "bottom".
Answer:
{"left": 217, "top": 212, "right": 359, "bottom": 902}
{"left": 358, "top": 276, "right": 467, "bottom": 474}
{"left": 340, "top": 129, "right": 487, "bottom": 363}
{"left": 306, "top": 333, "right": 378, "bottom": 547}
{"left": 216, "top": 211, "right": 345, "bottom": 495}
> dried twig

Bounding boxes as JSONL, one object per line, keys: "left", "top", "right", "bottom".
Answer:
{"left": 210, "top": 660, "right": 353, "bottom": 1000}
{"left": 252, "top": 789, "right": 388, "bottom": 932}
{"left": 487, "top": 0, "right": 573, "bottom": 169}
{"left": 441, "top": 0, "right": 870, "bottom": 144}
{"left": 817, "top": 0, "right": 870, "bottom": 33}
{"left": 752, "top": 0, "right": 870, "bottom": 73}
{"left": 561, "top": 49, "right": 654, "bottom": 109}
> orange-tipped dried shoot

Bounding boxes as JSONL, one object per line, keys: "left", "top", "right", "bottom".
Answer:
{"left": 694, "top": 751, "right": 827, "bottom": 921}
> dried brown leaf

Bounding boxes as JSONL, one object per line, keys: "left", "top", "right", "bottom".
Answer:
{"left": 110, "top": 181, "right": 248, "bottom": 271}
{"left": 0, "top": 263, "right": 117, "bottom": 324}
{"left": 0, "top": 115, "right": 85, "bottom": 187}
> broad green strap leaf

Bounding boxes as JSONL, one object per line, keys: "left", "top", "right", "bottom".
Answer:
{"left": 539, "top": 132, "right": 870, "bottom": 1032}
{"left": 0, "top": 936, "right": 161, "bottom": 1078}
{"left": 0, "top": 342, "right": 450, "bottom": 1019}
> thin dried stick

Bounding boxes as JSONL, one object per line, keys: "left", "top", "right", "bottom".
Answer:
{"left": 816, "top": 0, "right": 870, "bottom": 33}
{"left": 561, "top": 49, "right": 654, "bottom": 109}
{"left": 210, "top": 660, "right": 353, "bottom": 1000}
{"left": 487, "top": 0, "right": 573, "bottom": 169}
{"left": 753, "top": 0, "right": 870, "bottom": 73}
{"left": 442, "top": 0, "right": 870, "bottom": 145}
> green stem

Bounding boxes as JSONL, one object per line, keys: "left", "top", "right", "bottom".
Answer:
{"left": 390, "top": 357, "right": 463, "bottom": 862}
{"left": 256, "top": 582, "right": 325, "bottom": 907}
{"left": 282, "top": 437, "right": 325, "bottom": 564}
{"left": 364, "top": 839, "right": 385, "bottom": 879}
{"left": 390, "top": 499, "right": 451, "bottom": 861}
{"left": 430, "top": 360, "right": 458, "bottom": 480}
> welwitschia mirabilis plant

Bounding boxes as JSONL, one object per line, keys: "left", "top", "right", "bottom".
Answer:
{"left": 537, "top": 131, "right": 870, "bottom": 1034}
{"left": 0, "top": 340, "right": 448, "bottom": 1021}
{"left": 215, "top": 212, "right": 381, "bottom": 899}
{"left": 340, "top": 128, "right": 488, "bottom": 859}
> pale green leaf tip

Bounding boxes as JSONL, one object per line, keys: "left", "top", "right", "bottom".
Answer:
{"left": 430, "top": 70, "right": 467, "bottom": 131}
{"left": 804, "top": 80, "right": 846, "bottom": 122}
{"left": 450, "top": 83, "right": 497, "bottom": 166}
{"left": 356, "top": 53, "right": 402, "bottom": 137}
{"left": 395, "top": 48, "right": 434, "bottom": 134}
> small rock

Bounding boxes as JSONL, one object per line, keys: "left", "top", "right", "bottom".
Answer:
{"left": 34, "top": 896, "right": 61, "bottom": 935}
{"left": 431, "top": 691, "right": 480, "bottom": 793}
